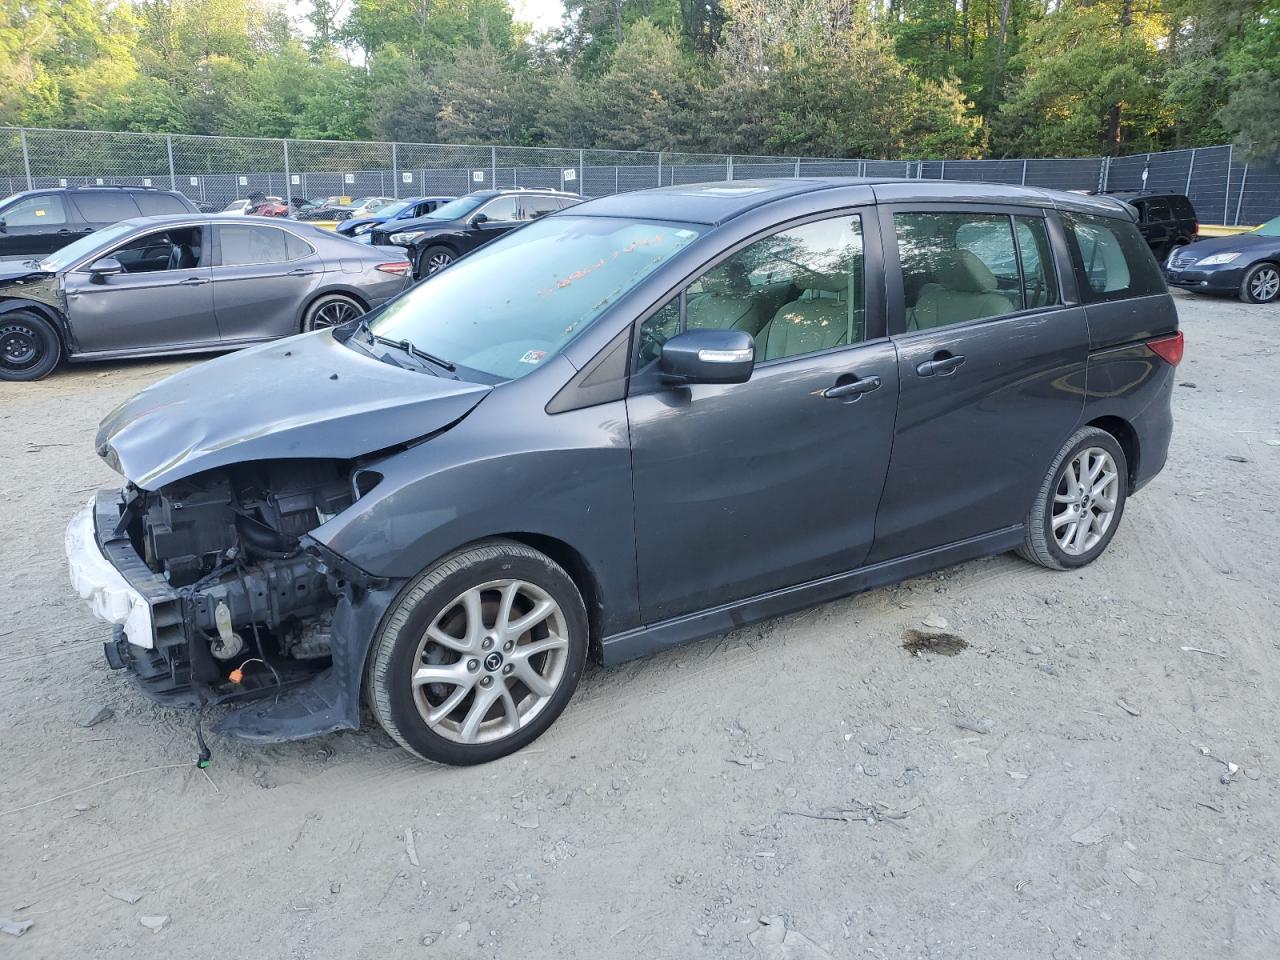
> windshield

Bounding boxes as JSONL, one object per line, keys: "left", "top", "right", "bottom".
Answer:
{"left": 1253, "top": 216, "right": 1280, "bottom": 237}
{"left": 424, "top": 195, "right": 486, "bottom": 221}
{"left": 39, "top": 221, "right": 139, "bottom": 271}
{"left": 367, "top": 215, "right": 702, "bottom": 381}
{"left": 375, "top": 200, "right": 411, "bottom": 219}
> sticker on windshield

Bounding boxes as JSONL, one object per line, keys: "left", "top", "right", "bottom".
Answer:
{"left": 518, "top": 349, "right": 546, "bottom": 365}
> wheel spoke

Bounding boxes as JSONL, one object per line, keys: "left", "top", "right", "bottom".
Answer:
{"left": 459, "top": 684, "right": 501, "bottom": 742}
{"left": 425, "top": 683, "right": 473, "bottom": 726}
{"left": 1072, "top": 513, "right": 1091, "bottom": 551}
{"left": 1052, "top": 509, "right": 1075, "bottom": 529}
{"left": 1093, "top": 494, "right": 1116, "bottom": 513}
{"left": 462, "top": 588, "right": 486, "bottom": 647}
{"left": 498, "top": 685, "right": 521, "bottom": 732}
{"left": 511, "top": 658, "right": 555, "bottom": 698}
{"left": 412, "top": 661, "right": 471, "bottom": 689}
{"left": 426, "top": 623, "right": 470, "bottom": 653}
{"left": 506, "top": 598, "right": 555, "bottom": 639}
{"left": 496, "top": 582, "right": 519, "bottom": 637}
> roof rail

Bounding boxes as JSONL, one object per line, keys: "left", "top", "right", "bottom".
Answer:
{"left": 68, "top": 183, "right": 161, "bottom": 191}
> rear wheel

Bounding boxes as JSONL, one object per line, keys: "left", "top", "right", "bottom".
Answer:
{"left": 301, "top": 293, "right": 363, "bottom": 332}
{"left": 1018, "top": 427, "right": 1128, "bottom": 570}
{"left": 0, "top": 310, "right": 61, "bottom": 382}
{"left": 417, "top": 245, "right": 454, "bottom": 279}
{"left": 366, "top": 539, "right": 588, "bottom": 765}
{"left": 1240, "top": 262, "right": 1280, "bottom": 304}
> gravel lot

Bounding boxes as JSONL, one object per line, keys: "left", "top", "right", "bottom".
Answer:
{"left": 1, "top": 290, "right": 1277, "bottom": 959}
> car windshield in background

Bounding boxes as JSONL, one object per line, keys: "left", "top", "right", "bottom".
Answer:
{"left": 367, "top": 216, "right": 702, "bottom": 381}
{"left": 423, "top": 196, "right": 486, "bottom": 221}
{"left": 1252, "top": 217, "right": 1280, "bottom": 237}
{"left": 39, "top": 221, "right": 139, "bottom": 271}
{"left": 375, "top": 200, "right": 411, "bottom": 218}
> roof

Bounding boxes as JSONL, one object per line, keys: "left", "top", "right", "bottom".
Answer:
{"left": 572, "top": 178, "right": 1135, "bottom": 225}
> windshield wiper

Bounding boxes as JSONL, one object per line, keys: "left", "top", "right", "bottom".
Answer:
{"left": 352, "top": 319, "right": 458, "bottom": 376}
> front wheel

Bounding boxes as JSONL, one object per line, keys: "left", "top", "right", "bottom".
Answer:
{"left": 416, "top": 245, "right": 455, "bottom": 279}
{"left": 1240, "top": 262, "right": 1280, "bottom": 304}
{"left": 365, "top": 540, "right": 588, "bottom": 765}
{"left": 1018, "top": 427, "right": 1128, "bottom": 570}
{"left": 1, "top": 310, "right": 61, "bottom": 382}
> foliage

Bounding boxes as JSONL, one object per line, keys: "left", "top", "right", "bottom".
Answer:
{"left": 0, "top": 0, "right": 1274, "bottom": 160}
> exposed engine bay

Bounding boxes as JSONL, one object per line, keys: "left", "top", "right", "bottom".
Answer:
{"left": 110, "top": 459, "right": 365, "bottom": 703}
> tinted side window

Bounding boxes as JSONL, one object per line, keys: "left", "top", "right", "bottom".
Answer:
{"left": 637, "top": 214, "right": 865, "bottom": 365}
{"left": 135, "top": 193, "right": 191, "bottom": 216}
{"left": 219, "top": 225, "right": 291, "bottom": 266}
{"left": 71, "top": 192, "right": 142, "bottom": 223}
{"left": 1170, "top": 196, "right": 1196, "bottom": 220}
{"left": 1062, "top": 213, "right": 1165, "bottom": 302}
{"left": 3, "top": 194, "right": 67, "bottom": 226}
{"left": 477, "top": 196, "right": 521, "bottom": 222}
{"left": 110, "top": 226, "right": 204, "bottom": 273}
{"left": 1145, "top": 197, "right": 1172, "bottom": 222}
{"left": 523, "top": 196, "right": 562, "bottom": 220}
{"left": 285, "top": 231, "right": 313, "bottom": 260}
{"left": 896, "top": 212, "right": 1020, "bottom": 331}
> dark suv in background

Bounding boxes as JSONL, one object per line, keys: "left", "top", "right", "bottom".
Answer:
{"left": 0, "top": 185, "right": 198, "bottom": 260}
{"left": 1102, "top": 191, "right": 1198, "bottom": 260}
{"left": 370, "top": 188, "right": 582, "bottom": 277}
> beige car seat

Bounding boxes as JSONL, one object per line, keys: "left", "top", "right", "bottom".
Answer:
{"left": 754, "top": 272, "right": 862, "bottom": 361}
{"left": 907, "top": 249, "right": 1015, "bottom": 330}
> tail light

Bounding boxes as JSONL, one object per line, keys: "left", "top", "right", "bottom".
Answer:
{"left": 376, "top": 261, "right": 412, "bottom": 276}
{"left": 1149, "top": 331, "right": 1184, "bottom": 366}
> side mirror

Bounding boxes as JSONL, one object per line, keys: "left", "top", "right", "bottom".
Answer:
{"left": 87, "top": 257, "right": 124, "bottom": 281}
{"left": 0, "top": 217, "right": 7, "bottom": 234}
{"left": 660, "top": 329, "right": 755, "bottom": 385}
{"left": 471, "top": 213, "right": 488, "bottom": 226}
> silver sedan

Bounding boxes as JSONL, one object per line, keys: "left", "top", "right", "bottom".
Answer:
{"left": 0, "top": 215, "right": 412, "bottom": 381}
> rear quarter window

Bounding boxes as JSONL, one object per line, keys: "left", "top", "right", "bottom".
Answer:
{"left": 135, "top": 193, "right": 193, "bottom": 216}
{"left": 1170, "top": 196, "right": 1196, "bottom": 220}
{"left": 1062, "top": 213, "right": 1165, "bottom": 303}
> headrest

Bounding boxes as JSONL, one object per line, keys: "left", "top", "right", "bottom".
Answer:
{"left": 932, "top": 249, "right": 998, "bottom": 293}
{"left": 801, "top": 270, "right": 851, "bottom": 294}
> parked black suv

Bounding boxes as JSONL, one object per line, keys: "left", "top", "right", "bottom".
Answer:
{"left": 1102, "top": 191, "right": 1198, "bottom": 260}
{"left": 0, "top": 186, "right": 198, "bottom": 261}
{"left": 68, "top": 179, "right": 1180, "bottom": 766}
{"left": 369, "top": 188, "right": 582, "bottom": 277}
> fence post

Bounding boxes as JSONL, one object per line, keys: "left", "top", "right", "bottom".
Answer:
{"left": 1021, "top": 159, "right": 1027, "bottom": 185}
{"left": 282, "top": 139, "right": 292, "bottom": 208}
{"left": 166, "top": 135, "right": 176, "bottom": 190}
{"left": 491, "top": 145, "right": 497, "bottom": 188}
{"left": 939, "top": 160, "right": 946, "bottom": 180}
{"left": 1233, "top": 161, "right": 1249, "bottom": 226}
{"left": 578, "top": 149, "right": 585, "bottom": 195}
{"left": 1223, "top": 143, "right": 1233, "bottom": 225}
{"left": 794, "top": 157, "right": 801, "bottom": 178}
{"left": 1184, "top": 147, "right": 1196, "bottom": 195}
{"left": 392, "top": 142, "right": 399, "bottom": 198}
{"left": 615, "top": 167, "right": 619, "bottom": 194}
{"left": 19, "top": 128, "right": 32, "bottom": 190}
{"left": 656, "top": 152, "right": 662, "bottom": 186}
{"left": 727, "top": 155, "right": 733, "bottom": 182}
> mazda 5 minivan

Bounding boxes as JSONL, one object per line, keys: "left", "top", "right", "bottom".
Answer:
{"left": 67, "top": 179, "right": 1181, "bottom": 765}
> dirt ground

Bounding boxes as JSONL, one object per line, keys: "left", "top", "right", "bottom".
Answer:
{"left": 1, "top": 289, "right": 1277, "bottom": 959}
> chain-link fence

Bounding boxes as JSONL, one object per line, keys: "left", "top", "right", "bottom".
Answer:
{"left": 0, "top": 127, "right": 1275, "bottom": 226}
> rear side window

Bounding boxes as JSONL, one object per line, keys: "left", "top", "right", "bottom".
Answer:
{"left": 71, "top": 191, "right": 142, "bottom": 223}
{"left": 135, "top": 192, "right": 191, "bottom": 216}
{"left": 2, "top": 194, "right": 67, "bottom": 226}
{"left": 1062, "top": 213, "right": 1165, "bottom": 302}
{"left": 1144, "top": 197, "right": 1171, "bottom": 222}
{"left": 523, "top": 196, "right": 563, "bottom": 220}
{"left": 285, "top": 231, "right": 313, "bottom": 260}
{"left": 218, "top": 224, "right": 292, "bottom": 266}
{"left": 1170, "top": 196, "right": 1196, "bottom": 220}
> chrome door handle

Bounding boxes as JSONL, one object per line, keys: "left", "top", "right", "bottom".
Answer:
{"left": 178, "top": 277, "right": 209, "bottom": 286}
{"left": 286, "top": 268, "right": 313, "bottom": 277}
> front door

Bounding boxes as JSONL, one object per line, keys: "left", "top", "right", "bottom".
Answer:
{"left": 627, "top": 211, "right": 900, "bottom": 624}
{"left": 63, "top": 224, "right": 218, "bottom": 354}
{"left": 867, "top": 206, "right": 1088, "bottom": 564}
{"left": 210, "top": 223, "right": 322, "bottom": 340}
{"left": 463, "top": 195, "right": 524, "bottom": 254}
{"left": 0, "top": 194, "right": 83, "bottom": 260}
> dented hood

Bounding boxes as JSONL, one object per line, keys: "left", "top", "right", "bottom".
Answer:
{"left": 97, "top": 331, "right": 491, "bottom": 490}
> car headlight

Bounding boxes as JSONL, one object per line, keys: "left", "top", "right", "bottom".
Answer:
{"left": 353, "top": 222, "right": 373, "bottom": 235}
{"left": 389, "top": 231, "right": 426, "bottom": 245}
{"left": 1198, "top": 252, "right": 1242, "bottom": 265}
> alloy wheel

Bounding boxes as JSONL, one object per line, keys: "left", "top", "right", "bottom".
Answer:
{"left": 1249, "top": 266, "right": 1279, "bottom": 303}
{"left": 411, "top": 579, "right": 569, "bottom": 744}
{"left": 1052, "top": 447, "right": 1120, "bottom": 556}
{"left": 424, "top": 251, "right": 453, "bottom": 274}
{"left": 310, "top": 298, "right": 360, "bottom": 329}
{"left": 1, "top": 321, "right": 40, "bottom": 370}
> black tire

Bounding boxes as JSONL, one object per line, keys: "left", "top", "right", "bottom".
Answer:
{"left": 416, "top": 245, "right": 455, "bottom": 279}
{"left": 1239, "top": 261, "right": 1280, "bottom": 304}
{"left": 301, "top": 293, "right": 364, "bottom": 332}
{"left": 1017, "top": 426, "right": 1129, "bottom": 570}
{"left": 0, "top": 309, "right": 61, "bottom": 382}
{"left": 365, "top": 539, "right": 588, "bottom": 765}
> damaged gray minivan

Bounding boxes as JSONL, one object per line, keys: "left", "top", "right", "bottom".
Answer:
{"left": 67, "top": 179, "right": 1181, "bottom": 765}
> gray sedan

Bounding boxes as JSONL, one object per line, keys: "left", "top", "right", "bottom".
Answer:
{"left": 0, "top": 215, "right": 412, "bottom": 381}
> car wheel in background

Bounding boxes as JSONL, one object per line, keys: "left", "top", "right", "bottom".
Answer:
{"left": 0, "top": 310, "right": 61, "bottom": 382}
{"left": 365, "top": 539, "right": 589, "bottom": 765}
{"left": 1239, "top": 262, "right": 1280, "bottom": 304}
{"left": 1018, "top": 426, "right": 1128, "bottom": 571}
{"left": 301, "top": 294, "right": 364, "bottom": 332}
{"left": 417, "top": 245, "right": 454, "bottom": 279}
